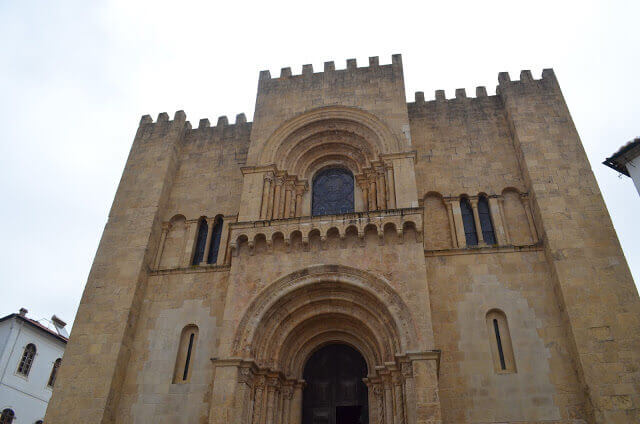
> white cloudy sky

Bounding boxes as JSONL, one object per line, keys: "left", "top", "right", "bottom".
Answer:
{"left": 1, "top": 0, "right": 639, "bottom": 327}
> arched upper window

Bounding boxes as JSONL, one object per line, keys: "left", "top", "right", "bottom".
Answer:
{"left": 173, "top": 325, "right": 198, "bottom": 383}
{"left": 460, "top": 198, "right": 478, "bottom": 246}
{"left": 0, "top": 409, "right": 14, "bottom": 424}
{"left": 192, "top": 218, "right": 208, "bottom": 265}
{"left": 48, "top": 358, "right": 62, "bottom": 387}
{"left": 312, "top": 168, "right": 354, "bottom": 216}
{"left": 207, "top": 216, "right": 224, "bottom": 264}
{"left": 17, "top": 343, "right": 36, "bottom": 376}
{"left": 478, "top": 196, "right": 496, "bottom": 245}
{"left": 486, "top": 309, "right": 516, "bottom": 373}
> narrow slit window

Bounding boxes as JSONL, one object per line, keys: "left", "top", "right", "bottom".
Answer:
{"left": 493, "top": 319, "right": 506, "bottom": 370}
{"left": 173, "top": 325, "right": 198, "bottom": 383}
{"left": 207, "top": 216, "right": 224, "bottom": 264}
{"left": 17, "top": 343, "right": 36, "bottom": 376}
{"left": 486, "top": 310, "right": 516, "bottom": 373}
{"left": 48, "top": 358, "right": 61, "bottom": 387}
{"left": 192, "top": 218, "right": 208, "bottom": 265}
{"left": 478, "top": 196, "right": 496, "bottom": 244}
{"left": 183, "top": 333, "right": 195, "bottom": 380}
{"left": 460, "top": 198, "right": 478, "bottom": 246}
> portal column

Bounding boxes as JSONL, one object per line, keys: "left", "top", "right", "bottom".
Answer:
{"left": 382, "top": 373, "right": 394, "bottom": 424}
{"left": 289, "top": 380, "right": 305, "bottom": 424}
{"left": 260, "top": 173, "right": 273, "bottom": 219}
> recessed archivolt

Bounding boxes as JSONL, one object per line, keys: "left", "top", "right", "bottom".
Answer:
{"left": 232, "top": 265, "right": 418, "bottom": 377}
{"left": 257, "top": 106, "right": 400, "bottom": 170}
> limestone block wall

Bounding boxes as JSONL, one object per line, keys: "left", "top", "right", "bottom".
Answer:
{"left": 408, "top": 90, "right": 524, "bottom": 197}
{"left": 427, "top": 250, "right": 587, "bottom": 423}
{"left": 499, "top": 70, "right": 640, "bottom": 423}
{"left": 247, "top": 55, "right": 411, "bottom": 165}
{"left": 163, "top": 114, "right": 250, "bottom": 221}
{"left": 45, "top": 112, "right": 190, "bottom": 423}
{"left": 114, "top": 270, "right": 229, "bottom": 424}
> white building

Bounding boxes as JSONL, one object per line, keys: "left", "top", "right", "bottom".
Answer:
{"left": 0, "top": 309, "right": 67, "bottom": 424}
{"left": 604, "top": 137, "right": 640, "bottom": 195}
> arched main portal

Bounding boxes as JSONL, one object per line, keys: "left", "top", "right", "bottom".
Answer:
{"left": 303, "top": 344, "right": 368, "bottom": 424}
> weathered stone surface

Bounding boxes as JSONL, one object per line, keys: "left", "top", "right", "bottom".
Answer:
{"left": 45, "top": 58, "right": 639, "bottom": 424}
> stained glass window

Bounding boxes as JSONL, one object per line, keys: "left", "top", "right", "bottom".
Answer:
{"left": 207, "top": 217, "right": 224, "bottom": 264}
{"left": 192, "top": 218, "right": 208, "bottom": 265}
{"left": 312, "top": 168, "right": 354, "bottom": 216}
{"left": 478, "top": 196, "right": 496, "bottom": 245}
{"left": 460, "top": 198, "right": 478, "bottom": 246}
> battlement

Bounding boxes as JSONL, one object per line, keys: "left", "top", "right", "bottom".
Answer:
{"left": 408, "top": 69, "right": 557, "bottom": 107}
{"left": 257, "top": 54, "right": 403, "bottom": 86}
{"left": 139, "top": 111, "right": 251, "bottom": 130}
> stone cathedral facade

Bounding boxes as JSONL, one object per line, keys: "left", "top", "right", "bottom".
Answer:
{"left": 45, "top": 56, "right": 640, "bottom": 424}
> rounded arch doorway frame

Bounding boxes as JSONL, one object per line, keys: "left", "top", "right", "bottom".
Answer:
{"left": 208, "top": 265, "right": 442, "bottom": 424}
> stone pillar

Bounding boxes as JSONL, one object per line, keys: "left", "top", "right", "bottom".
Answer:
{"left": 294, "top": 185, "right": 305, "bottom": 217}
{"left": 392, "top": 372, "right": 406, "bottom": 424}
{"left": 272, "top": 177, "right": 283, "bottom": 219}
{"left": 265, "top": 377, "right": 278, "bottom": 424}
{"left": 368, "top": 172, "right": 378, "bottom": 211}
{"left": 153, "top": 223, "right": 170, "bottom": 269}
{"left": 385, "top": 164, "right": 396, "bottom": 209}
{"left": 236, "top": 366, "right": 256, "bottom": 423}
{"left": 469, "top": 197, "right": 485, "bottom": 245}
{"left": 520, "top": 194, "right": 538, "bottom": 243}
{"left": 209, "top": 361, "right": 243, "bottom": 424}
{"left": 488, "top": 197, "right": 507, "bottom": 245}
{"left": 260, "top": 173, "right": 273, "bottom": 220}
{"left": 444, "top": 200, "right": 458, "bottom": 248}
{"left": 281, "top": 385, "right": 292, "bottom": 424}
{"left": 383, "top": 374, "right": 394, "bottom": 424}
{"left": 200, "top": 217, "right": 215, "bottom": 265}
{"left": 181, "top": 219, "right": 199, "bottom": 266}
{"left": 252, "top": 376, "right": 266, "bottom": 424}
{"left": 401, "top": 361, "right": 416, "bottom": 424}
{"left": 216, "top": 216, "right": 233, "bottom": 265}
{"left": 283, "top": 182, "right": 293, "bottom": 218}
{"left": 290, "top": 380, "right": 305, "bottom": 424}
{"left": 450, "top": 199, "right": 467, "bottom": 248}
{"left": 357, "top": 176, "right": 369, "bottom": 211}
{"left": 409, "top": 354, "right": 442, "bottom": 424}
{"left": 376, "top": 166, "right": 387, "bottom": 209}
{"left": 497, "top": 197, "right": 511, "bottom": 244}
{"left": 388, "top": 154, "right": 418, "bottom": 208}
{"left": 266, "top": 176, "right": 275, "bottom": 220}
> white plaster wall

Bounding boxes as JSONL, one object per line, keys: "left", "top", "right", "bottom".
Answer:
{"left": 0, "top": 319, "right": 65, "bottom": 424}
{"left": 625, "top": 155, "right": 640, "bottom": 196}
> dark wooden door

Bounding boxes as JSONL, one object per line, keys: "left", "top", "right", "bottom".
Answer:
{"left": 302, "top": 344, "right": 368, "bottom": 424}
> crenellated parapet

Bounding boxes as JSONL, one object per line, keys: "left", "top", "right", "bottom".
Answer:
{"left": 257, "top": 54, "right": 402, "bottom": 87}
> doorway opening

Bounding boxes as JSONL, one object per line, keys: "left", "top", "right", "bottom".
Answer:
{"left": 302, "top": 344, "right": 368, "bottom": 424}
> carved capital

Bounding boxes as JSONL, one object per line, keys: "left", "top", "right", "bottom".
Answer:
{"left": 401, "top": 361, "right": 413, "bottom": 378}
{"left": 238, "top": 366, "right": 254, "bottom": 384}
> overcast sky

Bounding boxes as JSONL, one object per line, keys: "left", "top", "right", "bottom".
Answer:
{"left": 1, "top": 0, "right": 639, "bottom": 327}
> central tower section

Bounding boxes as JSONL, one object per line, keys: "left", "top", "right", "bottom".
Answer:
{"left": 210, "top": 56, "right": 441, "bottom": 424}
{"left": 238, "top": 55, "right": 419, "bottom": 222}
